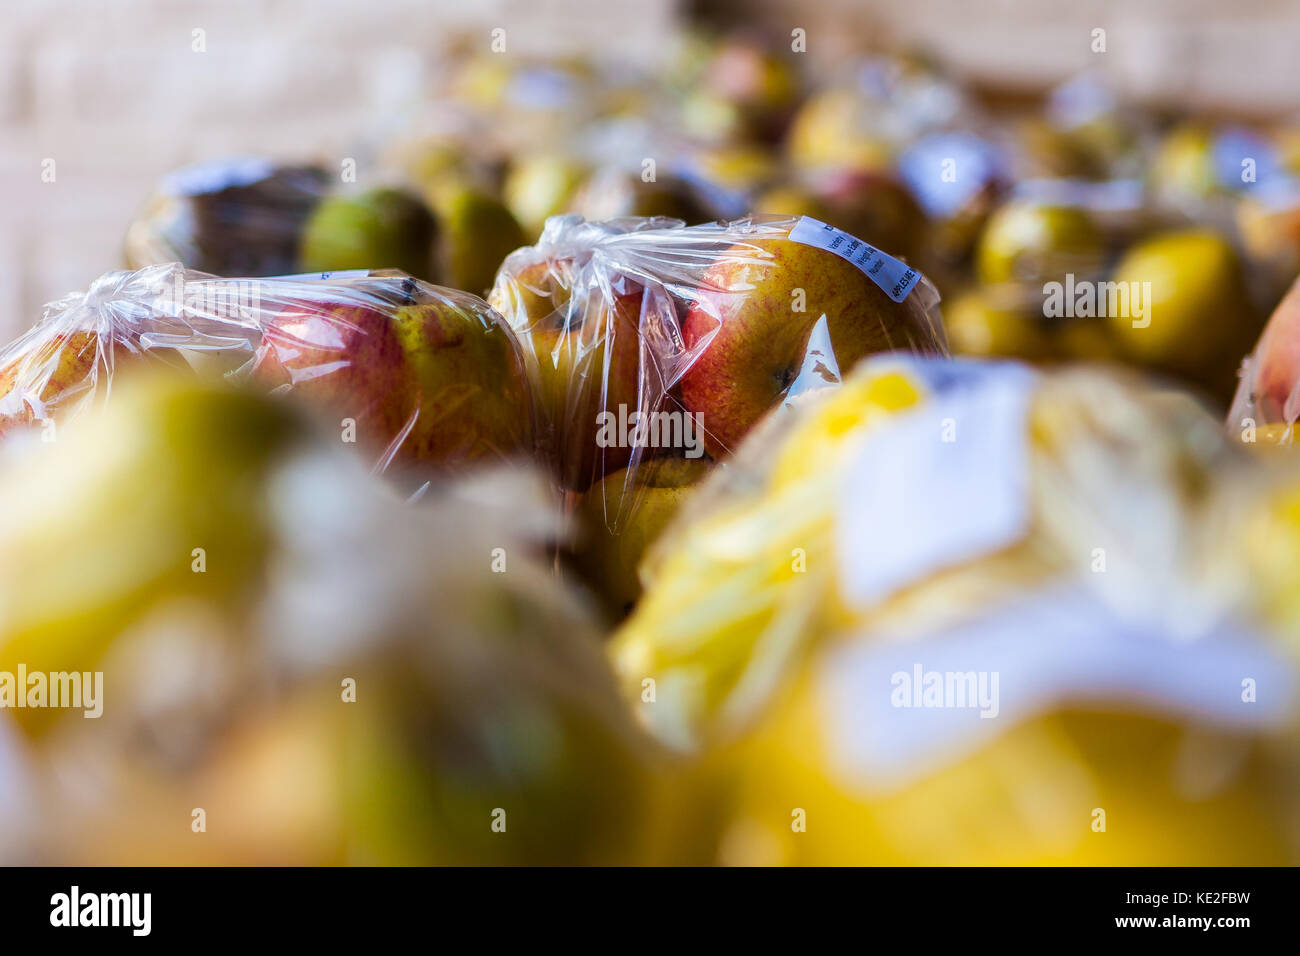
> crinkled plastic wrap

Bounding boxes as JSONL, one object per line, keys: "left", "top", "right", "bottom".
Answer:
{"left": 611, "top": 355, "right": 1300, "bottom": 864}
{"left": 488, "top": 213, "right": 945, "bottom": 612}
{"left": 124, "top": 158, "right": 330, "bottom": 277}
{"left": 0, "top": 263, "right": 534, "bottom": 482}
{"left": 0, "top": 373, "right": 656, "bottom": 865}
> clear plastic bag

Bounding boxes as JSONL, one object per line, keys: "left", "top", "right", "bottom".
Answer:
{"left": 0, "top": 263, "right": 535, "bottom": 483}
{"left": 610, "top": 355, "right": 1299, "bottom": 863}
{"left": 1230, "top": 271, "right": 1300, "bottom": 441}
{"left": 488, "top": 213, "right": 946, "bottom": 611}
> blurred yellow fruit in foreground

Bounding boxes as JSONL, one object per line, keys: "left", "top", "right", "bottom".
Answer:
{"left": 0, "top": 373, "right": 661, "bottom": 865}
{"left": 612, "top": 356, "right": 1298, "bottom": 864}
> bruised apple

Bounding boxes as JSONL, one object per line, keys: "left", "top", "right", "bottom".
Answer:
{"left": 251, "top": 279, "right": 531, "bottom": 473}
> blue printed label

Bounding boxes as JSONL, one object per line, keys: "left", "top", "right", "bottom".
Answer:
{"left": 787, "top": 217, "right": 923, "bottom": 303}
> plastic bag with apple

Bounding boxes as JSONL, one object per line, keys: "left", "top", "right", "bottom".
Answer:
{"left": 0, "top": 262, "right": 535, "bottom": 483}
{"left": 609, "top": 354, "right": 1300, "bottom": 864}
{"left": 1230, "top": 272, "right": 1300, "bottom": 446}
{"left": 487, "top": 213, "right": 946, "bottom": 614}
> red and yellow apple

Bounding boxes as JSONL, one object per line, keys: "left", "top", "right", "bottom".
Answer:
{"left": 679, "top": 231, "right": 942, "bottom": 457}
{"left": 251, "top": 281, "right": 532, "bottom": 473}
{"left": 491, "top": 260, "right": 660, "bottom": 490}
{"left": 0, "top": 330, "right": 163, "bottom": 436}
{"left": 1243, "top": 273, "right": 1300, "bottom": 422}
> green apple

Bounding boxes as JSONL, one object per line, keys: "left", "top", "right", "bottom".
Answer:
{"left": 944, "top": 288, "right": 1053, "bottom": 361}
{"left": 428, "top": 185, "right": 526, "bottom": 297}
{"left": 1107, "top": 228, "right": 1258, "bottom": 398}
{"left": 502, "top": 153, "right": 588, "bottom": 238}
{"left": 299, "top": 187, "right": 439, "bottom": 280}
{"left": 251, "top": 278, "right": 532, "bottom": 473}
{"left": 1150, "top": 123, "right": 1219, "bottom": 206}
{"left": 976, "top": 200, "right": 1106, "bottom": 288}
{"left": 679, "top": 228, "right": 942, "bottom": 458}
{"left": 574, "top": 456, "right": 712, "bottom": 616}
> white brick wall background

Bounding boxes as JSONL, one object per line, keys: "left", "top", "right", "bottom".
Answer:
{"left": 0, "top": 0, "right": 681, "bottom": 338}
{"left": 2, "top": 0, "right": 1299, "bottom": 339}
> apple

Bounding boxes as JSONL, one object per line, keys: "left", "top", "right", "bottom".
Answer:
{"left": 1015, "top": 117, "right": 1109, "bottom": 180}
{"left": 0, "top": 330, "right": 103, "bottom": 435}
{"left": 785, "top": 88, "right": 895, "bottom": 175}
{"left": 1236, "top": 191, "right": 1300, "bottom": 300}
{"left": 683, "top": 144, "right": 781, "bottom": 217}
{"left": 807, "top": 169, "right": 928, "bottom": 264}
{"left": 490, "top": 260, "right": 650, "bottom": 490}
{"left": 298, "top": 188, "right": 439, "bottom": 281}
{"left": 428, "top": 184, "right": 526, "bottom": 297}
{"left": 1149, "top": 123, "right": 1219, "bottom": 208}
{"left": 251, "top": 278, "right": 532, "bottom": 473}
{"left": 975, "top": 200, "right": 1106, "bottom": 288}
{"left": 1241, "top": 273, "right": 1300, "bottom": 422}
{"left": 573, "top": 456, "right": 712, "bottom": 616}
{"left": 754, "top": 184, "right": 833, "bottom": 222}
{"left": 2, "top": 372, "right": 661, "bottom": 864}
{"left": 755, "top": 172, "right": 927, "bottom": 264}
{"left": 679, "top": 229, "right": 942, "bottom": 458}
{"left": 0, "top": 328, "right": 172, "bottom": 436}
{"left": 944, "top": 288, "right": 1053, "bottom": 362}
{"left": 1107, "top": 228, "right": 1258, "bottom": 400}
{"left": 679, "top": 36, "right": 799, "bottom": 144}
{"left": 502, "top": 152, "right": 588, "bottom": 238}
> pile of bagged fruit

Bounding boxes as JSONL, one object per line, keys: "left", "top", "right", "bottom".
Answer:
{"left": 2, "top": 29, "right": 1300, "bottom": 864}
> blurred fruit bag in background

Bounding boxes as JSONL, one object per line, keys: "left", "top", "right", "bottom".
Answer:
{"left": 612, "top": 354, "right": 1300, "bottom": 864}
{"left": 0, "top": 264, "right": 535, "bottom": 490}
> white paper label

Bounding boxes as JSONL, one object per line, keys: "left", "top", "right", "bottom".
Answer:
{"left": 787, "top": 216, "right": 923, "bottom": 303}
{"left": 836, "top": 359, "right": 1036, "bottom": 607}
{"left": 817, "top": 583, "right": 1296, "bottom": 794}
